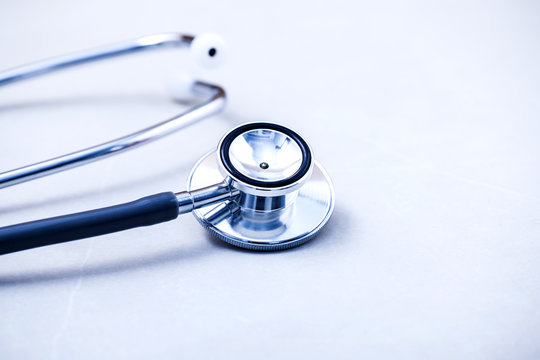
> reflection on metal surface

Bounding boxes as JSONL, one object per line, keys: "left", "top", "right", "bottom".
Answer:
{"left": 187, "top": 151, "right": 334, "bottom": 251}
{"left": 228, "top": 128, "right": 303, "bottom": 182}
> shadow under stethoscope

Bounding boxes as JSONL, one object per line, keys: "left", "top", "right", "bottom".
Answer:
{"left": 0, "top": 242, "right": 209, "bottom": 287}
{"left": 0, "top": 93, "right": 349, "bottom": 287}
{"left": 0, "top": 205, "right": 351, "bottom": 287}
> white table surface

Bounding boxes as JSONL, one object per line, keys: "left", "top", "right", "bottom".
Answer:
{"left": 1, "top": 1, "right": 539, "bottom": 359}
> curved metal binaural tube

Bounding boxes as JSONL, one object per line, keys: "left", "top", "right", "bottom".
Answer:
{"left": 0, "top": 33, "right": 226, "bottom": 189}
{"left": 0, "top": 81, "right": 225, "bottom": 189}
{"left": 0, "top": 32, "right": 194, "bottom": 86}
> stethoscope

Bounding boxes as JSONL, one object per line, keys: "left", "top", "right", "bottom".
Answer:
{"left": 0, "top": 32, "right": 334, "bottom": 255}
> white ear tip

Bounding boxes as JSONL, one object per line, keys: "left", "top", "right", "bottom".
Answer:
{"left": 190, "top": 33, "right": 227, "bottom": 69}
{"left": 166, "top": 73, "right": 196, "bottom": 100}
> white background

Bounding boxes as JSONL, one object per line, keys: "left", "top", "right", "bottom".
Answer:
{"left": 0, "top": 1, "right": 539, "bottom": 359}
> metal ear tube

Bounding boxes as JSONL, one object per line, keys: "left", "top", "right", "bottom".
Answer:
{"left": 0, "top": 32, "right": 227, "bottom": 189}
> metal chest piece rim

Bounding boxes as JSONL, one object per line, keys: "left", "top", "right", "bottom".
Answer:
{"left": 187, "top": 123, "right": 335, "bottom": 251}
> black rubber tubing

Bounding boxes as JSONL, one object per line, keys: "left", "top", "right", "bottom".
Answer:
{"left": 0, "top": 192, "right": 179, "bottom": 255}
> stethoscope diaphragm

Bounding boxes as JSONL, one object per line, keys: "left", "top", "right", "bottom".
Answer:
{"left": 188, "top": 123, "right": 334, "bottom": 251}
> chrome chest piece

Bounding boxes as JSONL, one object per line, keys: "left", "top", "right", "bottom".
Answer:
{"left": 187, "top": 123, "right": 335, "bottom": 250}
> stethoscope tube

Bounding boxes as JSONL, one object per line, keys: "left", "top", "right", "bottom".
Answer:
{"left": 0, "top": 192, "right": 180, "bottom": 255}
{"left": 0, "top": 182, "right": 238, "bottom": 255}
{"left": 0, "top": 33, "right": 225, "bottom": 189}
{"left": 0, "top": 33, "right": 193, "bottom": 86}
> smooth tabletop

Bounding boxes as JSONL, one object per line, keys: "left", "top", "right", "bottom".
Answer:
{"left": 1, "top": 1, "right": 539, "bottom": 359}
